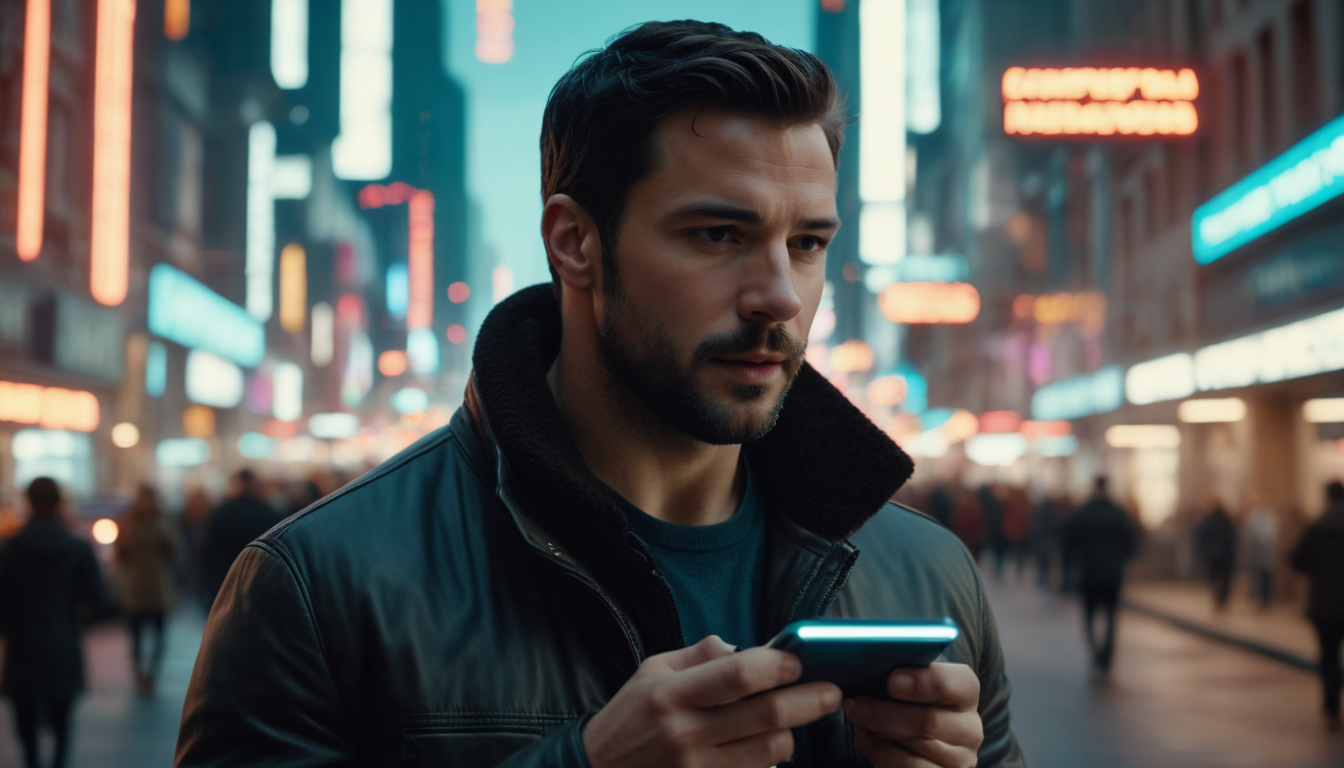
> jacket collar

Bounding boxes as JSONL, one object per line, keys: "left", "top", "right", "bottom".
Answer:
{"left": 469, "top": 284, "right": 912, "bottom": 545}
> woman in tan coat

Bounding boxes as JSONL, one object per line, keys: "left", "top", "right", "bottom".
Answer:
{"left": 114, "top": 484, "right": 179, "bottom": 697}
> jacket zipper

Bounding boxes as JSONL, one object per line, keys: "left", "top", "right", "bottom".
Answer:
{"left": 538, "top": 542, "right": 644, "bottom": 664}
{"left": 814, "top": 546, "right": 860, "bottom": 617}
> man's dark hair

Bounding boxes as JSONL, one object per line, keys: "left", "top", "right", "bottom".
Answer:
{"left": 1093, "top": 475, "right": 1108, "bottom": 494}
{"left": 540, "top": 20, "right": 846, "bottom": 294}
{"left": 1327, "top": 480, "right": 1344, "bottom": 503}
{"left": 236, "top": 468, "right": 257, "bottom": 492}
{"left": 26, "top": 477, "right": 60, "bottom": 516}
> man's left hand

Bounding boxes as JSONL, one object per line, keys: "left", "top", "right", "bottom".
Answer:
{"left": 843, "top": 662, "right": 983, "bottom": 768}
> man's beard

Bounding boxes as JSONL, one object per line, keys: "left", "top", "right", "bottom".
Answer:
{"left": 598, "top": 287, "right": 808, "bottom": 446}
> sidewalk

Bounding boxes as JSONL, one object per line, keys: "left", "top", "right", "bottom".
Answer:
{"left": 1123, "top": 580, "right": 1318, "bottom": 671}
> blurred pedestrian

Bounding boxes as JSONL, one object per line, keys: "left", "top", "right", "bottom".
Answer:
{"left": 114, "top": 484, "right": 180, "bottom": 697}
{"left": 950, "top": 487, "right": 984, "bottom": 559}
{"left": 981, "top": 484, "right": 1007, "bottom": 579}
{"left": 1001, "top": 488, "right": 1032, "bottom": 580}
{"left": 1030, "top": 494, "right": 1065, "bottom": 589}
{"left": 0, "top": 478, "right": 104, "bottom": 768}
{"left": 926, "top": 483, "right": 954, "bottom": 528}
{"left": 177, "top": 486, "right": 213, "bottom": 602}
{"left": 201, "top": 469, "right": 279, "bottom": 610}
{"left": 1063, "top": 476, "right": 1139, "bottom": 675}
{"left": 1195, "top": 495, "right": 1237, "bottom": 612}
{"left": 1290, "top": 480, "right": 1344, "bottom": 728}
{"left": 1242, "top": 495, "right": 1278, "bottom": 612}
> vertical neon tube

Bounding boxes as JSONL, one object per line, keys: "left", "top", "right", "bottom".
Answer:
{"left": 90, "top": 0, "right": 136, "bottom": 306}
{"left": 17, "top": 0, "right": 50, "bottom": 261}
{"left": 858, "top": 0, "right": 907, "bottom": 266}
{"left": 246, "top": 121, "right": 276, "bottom": 321}
{"left": 163, "top": 0, "right": 189, "bottom": 40}
{"left": 407, "top": 190, "right": 434, "bottom": 329}
{"left": 279, "top": 244, "right": 307, "bottom": 332}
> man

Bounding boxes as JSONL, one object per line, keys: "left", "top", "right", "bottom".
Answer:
{"left": 1194, "top": 496, "right": 1237, "bottom": 612}
{"left": 0, "top": 478, "right": 104, "bottom": 768}
{"left": 1291, "top": 481, "right": 1344, "bottom": 727}
{"left": 1063, "top": 476, "right": 1138, "bottom": 675}
{"left": 177, "top": 21, "right": 1023, "bottom": 767}
{"left": 199, "top": 469, "right": 279, "bottom": 609}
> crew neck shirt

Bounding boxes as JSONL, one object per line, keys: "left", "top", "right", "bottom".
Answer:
{"left": 607, "top": 463, "right": 768, "bottom": 649}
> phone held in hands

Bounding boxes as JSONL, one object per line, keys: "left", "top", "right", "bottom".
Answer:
{"left": 765, "top": 618, "right": 960, "bottom": 698}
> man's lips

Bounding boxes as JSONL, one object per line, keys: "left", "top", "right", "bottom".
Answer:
{"left": 710, "top": 356, "right": 786, "bottom": 385}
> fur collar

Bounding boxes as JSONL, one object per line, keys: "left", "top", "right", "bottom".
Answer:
{"left": 470, "top": 285, "right": 913, "bottom": 552}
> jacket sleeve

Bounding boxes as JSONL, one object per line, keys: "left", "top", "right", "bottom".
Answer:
{"left": 973, "top": 569, "right": 1027, "bottom": 768}
{"left": 496, "top": 716, "right": 595, "bottom": 768}
{"left": 175, "top": 544, "right": 361, "bottom": 767}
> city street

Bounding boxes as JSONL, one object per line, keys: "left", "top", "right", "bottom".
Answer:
{"left": 2, "top": 577, "right": 1341, "bottom": 767}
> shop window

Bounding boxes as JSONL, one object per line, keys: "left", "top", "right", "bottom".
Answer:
{"left": 11, "top": 429, "right": 94, "bottom": 500}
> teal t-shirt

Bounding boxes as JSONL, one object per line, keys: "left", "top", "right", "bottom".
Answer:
{"left": 608, "top": 465, "right": 768, "bottom": 649}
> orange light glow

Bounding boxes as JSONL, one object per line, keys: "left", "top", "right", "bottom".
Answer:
{"left": 261, "top": 418, "right": 301, "bottom": 439}
{"left": 1020, "top": 420, "right": 1072, "bottom": 439}
{"left": 182, "top": 404, "right": 215, "bottom": 438}
{"left": 821, "top": 0, "right": 846, "bottom": 12}
{"left": 867, "top": 375, "right": 909, "bottom": 407}
{"left": 164, "top": 0, "right": 189, "bottom": 40}
{"left": 878, "top": 282, "right": 981, "bottom": 324}
{"left": 407, "top": 190, "right": 435, "bottom": 329}
{"left": 17, "top": 0, "right": 50, "bottom": 261}
{"left": 0, "top": 380, "right": 100, "bottom": 432}
{"left": 92, "top": 518, "right": 119, "bottom": 545}
{"left": 90, "top": 0, "right": 136, "bottom": 306}
{"left": 940, "top": 410, "right": 979, "bottom": 444}
{"left": 476, "top": 0, "right": 514, "bottom": 63}
{"left": 978, "top": 411, "right": 1023, "bottom": 433}
{"left": 1002, "top": 67, "right": 1198, "bottom": 103}
{"left": 830, "top": 340, "right": 874, "bottom": 374}
{"left": 1014, "top": 291, "right": 1107, "bottom": 335}
{"left": 279, "top": 244, "right": 307, "bottom": 332}
{"left": 378, "top": 350, "right": 408, "bottom": 377}
{"left": 447, "top": 281, "right": 470, "bottom": 303}
{"left": 446, "top": 324, "right": 468, "bottom": 345}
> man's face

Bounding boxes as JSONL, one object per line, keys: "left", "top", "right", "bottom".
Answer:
{"left": 597, "top": 110, "right": 838, "bottom": 445}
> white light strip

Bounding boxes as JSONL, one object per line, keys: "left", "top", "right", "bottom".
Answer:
{"left": 796, "top": 625, "right": 958, "bottom": 641}
{"left": 271, "top": 0, "right": 308, "bottom": 89}
{"left": 246, "top": 120, "right": 276, "bottom": 321}
{"left": 332, "top": 0, "right": 392, "bottom": 180}
{"left": 905, "top": 0, "right": 940, "bottom": 134}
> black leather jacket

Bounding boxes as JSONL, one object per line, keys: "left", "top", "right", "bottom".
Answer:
{"left": 176, "top": 286, "right": 1025, "bottom": 767}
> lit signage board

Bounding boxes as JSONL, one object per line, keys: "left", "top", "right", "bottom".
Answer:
{"left": 878, "top": 282, "right": 980, "bottom": 324}
{"left": 148, "top": 264, "right": 265, "bottom": 367}
{"left": 1002, "top": 67, "right": 1198, "bottom": 137}
{"left": 0, "top": 379, "right": 100, "bottom": 432}
{"left": 1030, "top": 366, "right": 1123, "bottom": 421}
{"left": 185, "top": 350, "right": 244, "bottom": 408}
{"left": 1191, "top": 113, "right": 1344, "bottom": 264}
{"left": 895, "top": 254, "right": 969, "bottom": 283}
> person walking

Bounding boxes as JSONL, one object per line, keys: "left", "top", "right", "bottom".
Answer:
{"left": 1195, "top": 496, "right": 1237, "bottom": 612}
{"left": 114, "top": 484, "right": 180, "bottom": 697}
{"left": 1001, "top": 488, "right": 1032, "bottom": 580}
{"left": 1063, "top": 476, "right": 1139, "bottom": 676}
{"left": 1290, "top": 480, "right": 1344, "bottom": 728}
{"left": 1242, "top": 496, "right": 1278, "bottom": 612}
{"left": 0, "top": 478, "right": 104, "bottom": 768}
{"left": 200, "top": 469, "right": 279, "bottom": 610}
{"left": 1030, "top": 494, "right": 1065, "bottom": 589}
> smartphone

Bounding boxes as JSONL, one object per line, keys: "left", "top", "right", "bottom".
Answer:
{"left": 765, "top": 618, "right": 960, "bottom": 698}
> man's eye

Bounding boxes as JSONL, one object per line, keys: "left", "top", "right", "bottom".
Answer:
{"left": 694, "top": 226, "right": 734, "bottom": 243}
{"left": 794, "top": 236, "right": 827, "bottom": 251}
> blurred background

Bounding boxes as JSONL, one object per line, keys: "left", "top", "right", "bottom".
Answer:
{"left": 2, "top": 0, "right": 1344, "bottom": 765}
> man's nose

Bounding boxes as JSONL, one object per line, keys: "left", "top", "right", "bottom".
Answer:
{"left": 738, "top": 242, "right": 803, "bottom": 324}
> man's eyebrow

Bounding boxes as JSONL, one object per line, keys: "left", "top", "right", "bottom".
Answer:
{"left": 666, "top": 200, "right": 761, "bottom": 224}
{"left": 666, "top": 200, "right": 840, "bottom": 231}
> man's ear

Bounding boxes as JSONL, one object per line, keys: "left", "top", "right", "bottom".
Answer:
{"left": 542, "top": 194, "right": 601, "bottom": 291}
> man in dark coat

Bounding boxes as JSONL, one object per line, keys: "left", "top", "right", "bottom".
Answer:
{"left": 1291, "top": 480, "right": 1344, "bottom": 727}
{"left": 199, "top": 469, "right": 278, "bottom": 610}
{"left": 1063, "top": 476, "right": 1139, "bottom": 674}
{"left": 1195, "top": 497, "right": 1238, "bottom": 611}
{"left": 0, "top": 478, "right": 104, "bottom": 768}
{"left": 177, "top": 20, "right": 1024, "bottom": 768}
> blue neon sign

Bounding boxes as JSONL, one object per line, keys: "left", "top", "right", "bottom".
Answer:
{"left": 1030, "top": 366, "right": 1123, "bottom": 421}
{"left": 1192, "top": 113, "right": 1344, "bottom": 264}
{"left": 148, "top": 264, "right": 265, "bottom": 367}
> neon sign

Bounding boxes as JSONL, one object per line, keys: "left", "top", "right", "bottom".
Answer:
{"left": 878, "top": 282, "right": 980, "bottom": 324}
{"left": 1002, "top": 67, "right": 1198, "bottom": 137}
{"left": 360, "top": 184, "right": 435, "bottom": 329}
{"left": 476, "top": 0, "right": 514, "bottom": 63}
{"left": 17, "top": 0, "right": 50, "bottom": 261}
{"left": 1030, "top": 366, "right": 1123, "bottom": 421}
{"left": 148, "top": 264, "right": 265, "bottom": 367}
{"left": 0, "top": 380, "right": 100, "bottom": 432}
{"left": 90, "top": 0, "right": 136, "bottom": 306}
{"left": 1191, "top": 113, "right": 1344, "bottom": 264}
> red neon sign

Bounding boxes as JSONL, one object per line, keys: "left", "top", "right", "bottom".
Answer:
{"left": 359, "top": 184, "right": 436, "bottom": 330}
{"left": 17, "top": 0, "right": 50, "bottom": 261}
{"left": 90, "top": 0, "right": 136, "bottom": 306}
{"left": 1002, "top": 67, "right": 1199, "bottom": 137}
{"left": 878, "top": 282, "right": 981, "bottom": 324}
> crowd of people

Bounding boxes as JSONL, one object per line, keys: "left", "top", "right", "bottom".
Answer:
{"left": 902, "top": 476, "right": 1344, "bottom": 725}
{"left": 0, "top": 469, "right": 340, "bottom": 768}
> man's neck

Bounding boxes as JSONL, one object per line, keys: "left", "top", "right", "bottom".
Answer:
{"left": 546, "top": 332, "right": 745, "bottom": 527}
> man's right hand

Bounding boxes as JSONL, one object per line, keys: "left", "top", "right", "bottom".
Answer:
{"left": 583, "top": 635, "right": 842, "bottom": 768}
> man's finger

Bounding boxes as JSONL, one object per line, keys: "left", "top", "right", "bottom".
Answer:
{"left": 853, "top": 727, "right": 947, "bottom": 768}
{"left": 886, "top": 662, "right": 980, "bottom": 710}
{"left": 640, "top": 635, "right": 738, "bottom": 678}
{"left": 700, "top": 682, "right": 841, "bottom": 745}
{"left": 665, "top": 647, "right": 802, "bottom": 708}
{"left": 845, "top": 697, "right": 983, "bottom": 765}
{"left": 714, "top": 728, "right": 796, "bottom": 768}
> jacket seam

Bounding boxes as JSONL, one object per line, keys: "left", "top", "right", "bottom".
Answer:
{"left": 247, "top": 539, "right": 354, "bottom": 732}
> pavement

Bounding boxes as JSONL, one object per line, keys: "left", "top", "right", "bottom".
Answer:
{"left": 1, "top": 580, "right": 1341, "bottom": 767}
